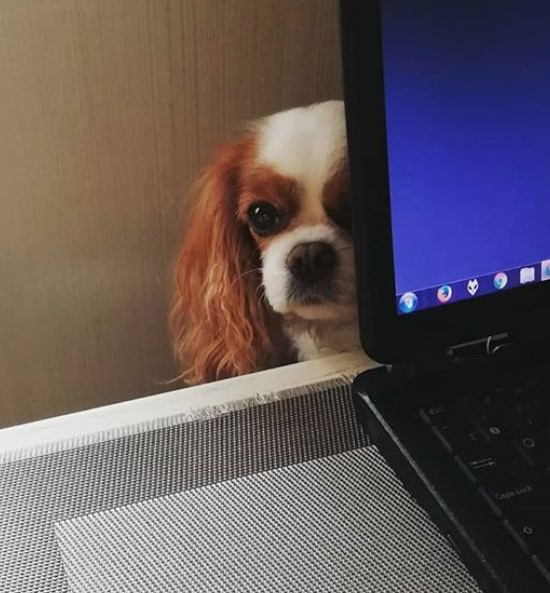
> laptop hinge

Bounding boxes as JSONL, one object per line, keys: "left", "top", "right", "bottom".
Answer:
{"left": 445, "top": 332, "right": 510, "bottom": 359}
{"left": 390, "top": 333, "right": 512, "bottom": 377}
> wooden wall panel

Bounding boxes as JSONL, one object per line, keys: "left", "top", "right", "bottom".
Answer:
{"left": 0, "top": 0, "right": 343, "bottom": 427}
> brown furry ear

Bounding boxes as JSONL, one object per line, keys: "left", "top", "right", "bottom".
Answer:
{"left": 170, "top": 138, "right": 278, "bottom": 384}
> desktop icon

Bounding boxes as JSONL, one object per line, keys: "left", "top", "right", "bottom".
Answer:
{"left": 466, "top": 279, "right": 479, "bottom": 296}
{"left": 493, "top": 272, "right": 508, "bottom": 290}
{"left": 541, "top": 259, "right": 550, "bottom": 281}
{"left": 399, "top": 292, "right": 418, "bottom": 314}
{"left": 437, "top": 285, "right": 453, "bottom": 304}
{"left": 520, "top": 267, "right": 535, "bottom": 284}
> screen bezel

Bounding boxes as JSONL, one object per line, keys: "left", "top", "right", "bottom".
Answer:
{"left": 339, "top": 0, "right": 550, "bottom": 362}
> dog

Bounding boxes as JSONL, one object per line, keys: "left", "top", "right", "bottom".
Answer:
{"left": 170, "top": 100, "right": 359, "bottom": 384}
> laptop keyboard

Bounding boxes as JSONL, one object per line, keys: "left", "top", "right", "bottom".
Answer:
{"left": 420, "top": 374, "right": 550, "bottom": 584}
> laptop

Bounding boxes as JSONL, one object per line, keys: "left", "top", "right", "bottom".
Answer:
{"left": 339, "top": 2, "right": 550, "bottom": 592}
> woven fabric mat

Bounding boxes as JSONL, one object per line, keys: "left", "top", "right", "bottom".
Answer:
{"left": 0, "top": 380, "right": 484, "bottom": 593}
{"left": 0, "top": 380, "right": 365, "bottom": 592}
{"left": 55, "top": 447, "right": 481, "bottom": 593}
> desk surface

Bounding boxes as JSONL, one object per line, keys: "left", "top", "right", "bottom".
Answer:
{"left": 0, "top": 350, "right": 375, "bottom": 456}
{"left": 0, "top": 358, "right": 480, "bottom": 593}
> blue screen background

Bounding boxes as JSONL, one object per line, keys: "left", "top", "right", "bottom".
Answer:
{"left": 381, "top": 0, "right": 550, "bottom": 295}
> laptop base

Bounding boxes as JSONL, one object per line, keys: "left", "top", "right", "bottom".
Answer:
{"left": 353, "top": 347, "right": 550, "bottom": 593}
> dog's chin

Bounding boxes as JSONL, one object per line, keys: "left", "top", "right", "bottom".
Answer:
{"left": 266, "top": 285, "right": 358, "bottom": 321}
{"left": 285, "top": 301, "right": 357, "bottom": 322}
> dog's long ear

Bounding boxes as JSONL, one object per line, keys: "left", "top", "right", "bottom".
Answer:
{"left": 170, "top": 138, "right": 276, "bottom": 384}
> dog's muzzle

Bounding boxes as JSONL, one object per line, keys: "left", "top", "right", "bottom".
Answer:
{"left": 286, "top": 241, "right": 338, "bottom": 302}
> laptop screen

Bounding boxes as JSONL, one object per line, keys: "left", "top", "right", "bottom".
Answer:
{"left": 380, "top": 0, "right": 550, "bottom": 315}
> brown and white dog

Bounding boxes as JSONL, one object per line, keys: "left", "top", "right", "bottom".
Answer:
{"left": 170, "top": 101, "right": 359, "bottom": 384}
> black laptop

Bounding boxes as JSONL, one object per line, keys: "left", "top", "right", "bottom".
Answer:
{"left": 340, "top": 2, "right": 550, "bottom": 592}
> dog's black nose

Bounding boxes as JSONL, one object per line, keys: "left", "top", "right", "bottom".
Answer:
{"left": 287, "top": 241, "right": 337, "bottom": 283}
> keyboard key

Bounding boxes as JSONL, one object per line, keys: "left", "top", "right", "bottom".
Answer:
{"left": 503, "top": 517, "right": 550, "bottom": 555}
{"left": 513, "top": 435, "right": 547, "bottom": 469}
{"left": 482, "top": 479, "right": 550, "bottom": 520}
{"left": 431, "top": 423, "right": 491, "bottom": 459}
{"left": 420, "top": 405, "right": 449, "bottom": 423}
{"left": 513, "top": 406, "right": 547, "bottom": 434}
{"left": 453, "top": 454, "right": 503, "bottom": 486}
{"left": 461, "top": 448, "right": 533, "bottom": 484}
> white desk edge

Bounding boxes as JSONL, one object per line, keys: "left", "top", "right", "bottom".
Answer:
{"left": 0, "top": 350, "right": 377, "bottom": 455}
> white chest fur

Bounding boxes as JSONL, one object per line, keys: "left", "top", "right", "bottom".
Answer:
{"left": 285, "top": 318, "right": 361, "bottom": 361}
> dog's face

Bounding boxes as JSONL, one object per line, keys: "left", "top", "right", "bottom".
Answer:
{"left": 238, "top": 101, "right": 356, "bottom": 322}
{"left": 171, "top": 100, "right": 357, "bottom": 384}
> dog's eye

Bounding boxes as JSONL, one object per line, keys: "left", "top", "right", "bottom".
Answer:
{"left": 246, "top": 202, "right": 282, "bottom": 236}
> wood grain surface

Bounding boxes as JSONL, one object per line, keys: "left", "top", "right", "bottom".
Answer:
{"left": 0, "top": 0, "right": 343, "bottom": 427}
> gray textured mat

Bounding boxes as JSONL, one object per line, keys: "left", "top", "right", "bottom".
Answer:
{"left": 55, "top": 448, "right": 481, "bottom": 593}
{"left": 0, "top": 380, "right": 366, "bottom": 592}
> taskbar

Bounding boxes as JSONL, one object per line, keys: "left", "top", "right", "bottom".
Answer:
{"left": 396, "top": 259, "right": 550, "bottom": 315}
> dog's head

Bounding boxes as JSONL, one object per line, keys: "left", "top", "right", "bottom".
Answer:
{"left": 171, "top": 101, "right": 356, "bottom": 383}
